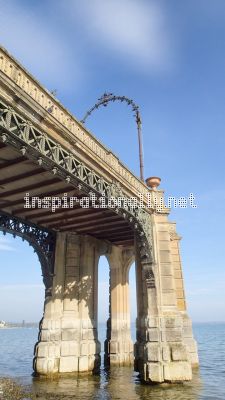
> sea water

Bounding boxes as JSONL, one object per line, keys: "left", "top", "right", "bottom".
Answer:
{"left": 0, "top": 322, "right": 224, "bottom": 400}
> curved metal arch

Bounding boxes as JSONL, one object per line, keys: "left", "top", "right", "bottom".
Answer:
{"left": 81, "top": 93, "right": 140, "bottom": 125}
{"left": 81, "top": 93, "right": 144, "bottom": 181}
{"left": 0, "top": 212, "right": 56, "bottom": 293}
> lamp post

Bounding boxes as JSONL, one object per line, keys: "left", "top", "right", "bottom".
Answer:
{"left": 81, "top": 93, "right": 145, "bottom": 181}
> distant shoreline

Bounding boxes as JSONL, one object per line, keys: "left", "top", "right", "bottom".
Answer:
{"left": 0, "top": 324, "right": 38, "bottom": 329}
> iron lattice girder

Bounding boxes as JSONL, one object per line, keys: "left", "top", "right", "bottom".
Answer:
{"left": 0, "top": 211, "right": 56, "bottom": 290}
{"left": 0, "top": 97, "right": 153, "bottom": 266}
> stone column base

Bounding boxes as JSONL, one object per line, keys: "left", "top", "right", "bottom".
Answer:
{"left": 134, "top": 316, "right": 193, "bottom": 383}
{"left": 104, "top": 338, "right": 134, "bottom": 366}
{"left": 34, "top": 318, "right": 101, "bottom": 375}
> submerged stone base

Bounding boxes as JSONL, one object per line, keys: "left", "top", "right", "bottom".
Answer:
{"left": 134, "top": 314, "right": 196, "bottom": 383}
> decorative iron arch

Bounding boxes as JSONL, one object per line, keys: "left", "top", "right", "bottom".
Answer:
{"left": 0, "top": 212, "right": 56, "bottom": 294}
{"left": 81, "top": 93, "right": 144, "bottom": 181}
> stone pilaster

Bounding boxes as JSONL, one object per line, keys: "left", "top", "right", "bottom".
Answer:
{"left": 105, "top": 246, "right": 134, "bottom": 366}
{"left": 169, "top": 223, "right": 199, "bottom": 367}
{"left": 34, "top": 232, "right": 104, "bottom": 375}
{"left": 134, "top": 207, "right": 194, "bottom": 383}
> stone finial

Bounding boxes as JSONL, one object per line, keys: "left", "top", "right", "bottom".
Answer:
{"left": 145, "top": 176, "right": 161, "bottom": 190}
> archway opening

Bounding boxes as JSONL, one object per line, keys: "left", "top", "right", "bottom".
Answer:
{"left": 0, "top": 233, "right": 45, "bottom": 377}
{"left": 97, "top": 255, "right": 110, "bottom": 365}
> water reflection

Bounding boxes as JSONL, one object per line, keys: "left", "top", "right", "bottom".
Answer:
{"left": 31, "top": 366, "right": 202, "bottom": 400}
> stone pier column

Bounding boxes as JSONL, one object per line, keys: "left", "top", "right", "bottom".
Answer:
{"left": 105, "top": 246, "right": 134, "bottom": 365}
{"left": 34, "top": 232, "right": 105, "bottom": 375}
{"left": 134, "top": 207, "right": 194, "bottom": 383}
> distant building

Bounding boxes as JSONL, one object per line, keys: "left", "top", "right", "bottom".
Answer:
{"left": 0, "top": 320, "right": 6, "bottom": 328}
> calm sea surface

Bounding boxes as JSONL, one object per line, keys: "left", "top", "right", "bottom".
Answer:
{"left": 0, "top": 323, "right": 224, "bottom": 399}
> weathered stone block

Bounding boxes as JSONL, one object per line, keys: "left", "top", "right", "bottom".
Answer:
{"left": 176, "top": 289, "right": 184, "bottom": 298}
{"left": 35, "top": 357, "right": 59, "bottom": 374}
{"left": 146, "top": 343, "right": 161, "bottom": 362}
{"left": 59, "top": 356, "right": 78, "bottom": 373}
{"left": 164, "top": 362, "right": 192, "bottom": 381}
{"left": 174, "top": 270, "right": 182, "bottom": 279}
{"left": 183, "top": 326, "right": 195, "bottom": 338}
{"left": 164, "top": 316, "right": 182, "bottom": 329}
{"left": 50, "top": 330, "right": 61, "bottom": 341}
{"left": 49, "top": 344, "right": 60, "bottom": 358}
{"left": 159, "top": 240, "right": 171, "bottom": 251}
{"left": 177, "top": 300, "right": 186, "bottom": 310}
{"left": 157, "top": 224, "right": 169, "bottom": 232}
{"left": 88, "top": 341, "right": 97, "bottom": 354}
{"left": 160, "top": 263, "right": 173, "bottom": 276}
{"left": 82, "top": 329, "right": 89, "bottom": 340}
{"left": 37, "top": 343, "right": 49, "bottom": 358}
{"left": 80, "top": 342, "right": 88, "bottom": 356}
{"left": 171, "top": 343, "right": 187, "bottom": 361}
{"left": 42, "top": 319, "right": 60, "bottom": 330}
{"left": 63, "top": 298, "right": 78, "bottom": 311}
{"left": 157, "top": 231, "right": 169, "bottom": 240}
{"left": 147, "top": 317, "right": 159, "bottom": 328}
{"left": 175, "top": 280, "right": 183, "bottom": 289}
{"left": 40, "top": 330, "right": 50, "bottom": 342}
{"left": 171, "top": 255, "right": 180, "bottom": 262}
{"left": 61, "top": 318, "right": 79, "bottom": 329}
{"left": 159, "top": 250, "right": 171, "bottom": 263}
{"left": 37, "top": 343, "right": 60, "bottom": 358}
{"left": 82, "top": 319, "right": 89, "bottom": 329}
{"left": 161, "top": 277, "right": 175, "bottom": 290}
{"left": 161, "top": 328, "right": 182, "bottom": 342}
{"left": 173, "top": 261, "right": 181, "bottom": 270}
{"left": 170, "top": 248, "right": 179, "bottom": 255}
{"left": 78, "top": 356, "right": 89, "bottom": 371}
{"left": 61, "top": 328, "right": 78, "bottom": 341}
{"left": 162, "top": 345, "right": 171, "bottom": 361}
{"left": 162, "top": 292, "right": 177, "bottom": 306}
{"left": 148, "top": 328, "right": 160, "bottom": 342}
{"left": 61, "top": 341, "right": 79, "bottom": 357}
{"left": 65, "top": 266, "right": 79, "bottom": 277}
{"left": 88, "top": 329, "right": 95, "bottom": 340}
{"left": 147, "top": 362, "right": 164, "bottom": 382}
{"left": 184, "top": 338, "right": 198, "bottom": 353}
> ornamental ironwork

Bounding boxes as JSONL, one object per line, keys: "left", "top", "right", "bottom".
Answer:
{"left": 0, "top": 212, "right": 56, "bottom": 292}
{"left": 81, "top": 92, "right": 144, "bottom": 181}
{"left": 0, "top": 97, "right": 154, "bottom": 279}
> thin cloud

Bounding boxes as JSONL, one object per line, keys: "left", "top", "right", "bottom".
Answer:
{"left": 0, "top": 0, "right": 80, "bottom": 91}
{"left": 68, "top": 0, "right": 174, "bottom": 73}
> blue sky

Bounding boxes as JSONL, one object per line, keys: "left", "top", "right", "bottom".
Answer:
{"left": 0, "top": 0, "right": 225, "bottom": 323}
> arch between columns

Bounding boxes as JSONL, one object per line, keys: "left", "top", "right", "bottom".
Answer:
{"left": 0, "top": 212, "right": 56, "bottom": 293}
